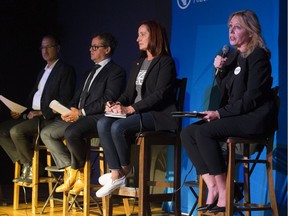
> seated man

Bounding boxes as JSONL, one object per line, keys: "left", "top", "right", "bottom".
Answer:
{"left": 40, "top": 32, "right": 126, "bottom": 194}
{"left": 0, "top": 34, "right": 76, "bottom": 183}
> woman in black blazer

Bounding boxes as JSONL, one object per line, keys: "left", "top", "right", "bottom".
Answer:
{"left": 180, "top": 10, "right": 278, "bottom": 213}
{"left": 96, "top": 20, "right": 178, "bottom": 197}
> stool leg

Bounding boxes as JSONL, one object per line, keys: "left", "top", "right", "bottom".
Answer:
{"left": 123, "top": 198, "right": 131, "bottom": 216}
{"left": 266, "top": 141, "right": 279, "bottom": 215}
{"left": 62, "top": 188, "right": 69, "bottom": 215}
{"left": 31, "top": 148, "right": 39, "bottom": 214}
{"left": 197, "top": 176, "right": 207, "bottom": 216}
{"left": 174, "top": 137, "right": 181, "bottom": 216}
{"left": 83, "top": 144, "right": 90, "bottom": 215}
{"left": 226, "top": 141, "right": 235, "bottom": 216}
{"left": 46, "top": 152, "right": 55, "bottom": 208}
{"left": 83, "top": 169, "right": 90, "bottom": 215}
{"left": 138, "top": 137, "right": 151, "bottom": 216}
{"left": 243, "top": 144, "right": 251, "bottom": 216}
{"left": 99, "top": 147, "right": 110, "bottom": 216}
{"left": 13, "top": 161, "right": 21, "bottom": 210}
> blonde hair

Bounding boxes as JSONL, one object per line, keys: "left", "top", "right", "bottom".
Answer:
{"left": 228, "top": 10, "right": 270, "bottom": 58}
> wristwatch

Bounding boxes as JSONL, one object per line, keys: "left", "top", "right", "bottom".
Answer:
{"left": 78, "top": 109, "right": 83, "bottom": 118}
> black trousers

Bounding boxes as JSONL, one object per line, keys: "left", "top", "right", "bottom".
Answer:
{"left": 180, "top": 116, "right": 262, "bottom": 175}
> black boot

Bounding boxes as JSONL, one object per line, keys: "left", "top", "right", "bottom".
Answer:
{"left": 23, "top": 164, "right": 32, "bottom": 184}
{"left": 13, "top": 163, "right": 31, "bottom": 183}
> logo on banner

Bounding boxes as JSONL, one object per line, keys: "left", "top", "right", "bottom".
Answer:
{"left": 177, "top": 0, "right": 208, "bottom": 9}
{"left": 177, "top": 0, "right": 191, "bottom": 9}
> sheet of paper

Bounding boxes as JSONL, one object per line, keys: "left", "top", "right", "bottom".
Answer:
{"left": 0, "top": 95, "right": 27, "bottom": 113}
{"left": 49, "top": 100, "right": 70, "bottom": 115}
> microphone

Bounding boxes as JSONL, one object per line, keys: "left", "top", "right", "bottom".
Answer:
{"left": 215, "top": 45, "right": 230, "bottom": 76}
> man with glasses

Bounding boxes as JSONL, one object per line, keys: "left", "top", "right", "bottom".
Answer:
{"left": 40, "top": 32, "right": 126, "bottom": 194}
{"left": 0, "top": 35, "right": 76, "bottom": 183}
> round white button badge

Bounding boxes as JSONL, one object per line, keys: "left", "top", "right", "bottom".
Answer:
{"left": 234, "top": 66, "right": 241, "bottom": 75}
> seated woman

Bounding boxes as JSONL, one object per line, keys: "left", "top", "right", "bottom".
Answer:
{"left": 96, "top": 20, "right": 178, "bottom": 197}
{"left": 180, "top": 10, "right": 278, "bottom": 213}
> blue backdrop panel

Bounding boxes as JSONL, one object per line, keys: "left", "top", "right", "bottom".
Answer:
{"left": 170, "top": 0, "right": 286, "bottom": 215}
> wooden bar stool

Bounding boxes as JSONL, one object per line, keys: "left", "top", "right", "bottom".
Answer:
{"left": 62, "top": 135, "right": 109, "bottom": 216}
{"left": 197, "top": 86, "right": 279, "bottom": 216}
{"left": 198, "top": 135, "right": 278, "bottom": 216}
{"left": 197, "top": 136, "right": 278, "bottom": 216}
{"left": 108, "top": 78, "right": 187, "bottom": 216}
{"left": 226, "top": 136, "right": 278, "bottom": 216}
{"left": 13, "top": 135, "right": 57, "bottom": 214}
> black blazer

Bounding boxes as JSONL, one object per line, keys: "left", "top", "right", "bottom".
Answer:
{"left": 26, "top": 59, "right": 76, "bottom": 120}
{"left": 216, "top": 47, "right": 277, "bottom": 135}
{"left": 117, "top": 55, "right": 178, "bottom": 131}
{"left": 69, "top": 60, "right": 126, "bottom": 116}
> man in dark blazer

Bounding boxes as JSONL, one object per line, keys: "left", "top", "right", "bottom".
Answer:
{"left": 40, "top": 32, "right": 126, "bottom": 193}
{"left": 0, "top": 34, "right": 76, "bottom": 183}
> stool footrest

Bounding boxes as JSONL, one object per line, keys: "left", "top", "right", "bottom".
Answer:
{"left": 235, "top": 203, "right": 272, "bottom": 210}
{"left": 236, "top": 159, "right": 267, "bottom": 164}
{"left": 148, "top": 180, "right": 174, "bottom": 187}
{"left": 184, "top": 181, "right": 199, "bottom": 187}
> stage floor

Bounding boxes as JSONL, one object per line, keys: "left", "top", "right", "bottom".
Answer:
{"left": 0, "top": 184, "right": 177, "bottom": 215}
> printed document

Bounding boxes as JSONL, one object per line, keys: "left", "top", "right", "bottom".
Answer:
{"left": 0, "top": 95, "right": 27, "bottom": 113}
{"left": 49, "top": 100, "right": 70, "bottom": 115}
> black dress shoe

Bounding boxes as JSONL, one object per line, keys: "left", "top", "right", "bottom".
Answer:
{"left": 197, "top": 197, "right": 218, "bottom": 211}
{"left": 197, "top": 204, "right": 211, "bottom": 211}
{"left": 23, "top": 164, "right": 32, "bottom": 184}
{"left": 13, "top": 163, "right": 31, "bottom": 183}
{"left": 208, "top": 206, "right": 226, "bottom": 213}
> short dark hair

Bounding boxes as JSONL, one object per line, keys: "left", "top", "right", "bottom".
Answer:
{"left": 42, "top": 34, "right": 60, "bottom": 46}
{"left": 92, "top": 32, "right": 118, "bottom": 56}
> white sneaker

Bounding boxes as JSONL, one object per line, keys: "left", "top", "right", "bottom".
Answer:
{"left": 98, "top": 173, "right": 112, "bottom": 185}
{"left": 98, "top": 167, "right": 134, "bottom": 186}
{"left": 96, "top": 176, "right": 126, "bottom": 197}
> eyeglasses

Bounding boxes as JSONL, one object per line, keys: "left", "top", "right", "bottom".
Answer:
{"left": 90, "top": 45, "right": 106, "bottom": 51}
{"left": 40, "top": 45, "right": 57, "bottom": 50}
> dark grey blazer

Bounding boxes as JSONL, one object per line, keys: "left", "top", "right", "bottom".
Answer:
{"left": 26, "top": 59, "right": 76, "bottom": 120}
{"left": 216, "top": 47, "right": 277, "bottom": 135}
{"left": 117, "top": 55, "right": 178, "bottom": 131}
{"left": 69, "top": 60, "right": 126, "bottom": 116}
